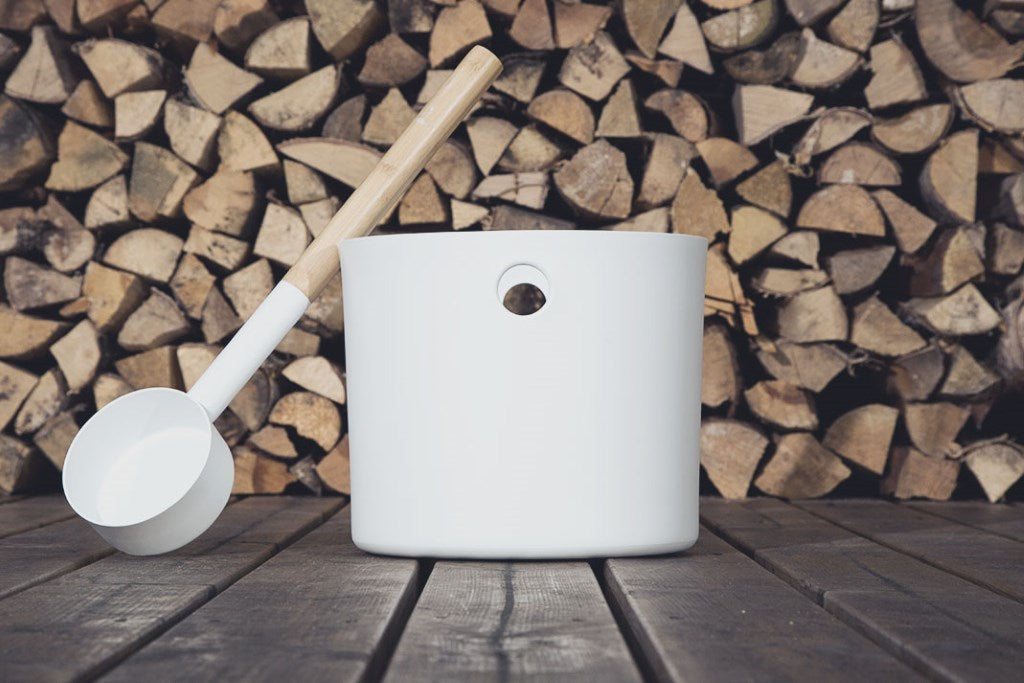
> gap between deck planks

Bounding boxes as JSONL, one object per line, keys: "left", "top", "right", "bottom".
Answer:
{"left": 0, "top": 496, "right": 341, "bottom": 681}
{"left": 701, "top": 498, "right": 1024, "bottom": 681}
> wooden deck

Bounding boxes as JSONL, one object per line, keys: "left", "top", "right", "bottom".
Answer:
{"left": 1, "top": 496, "right": 1022, "bottom": 681}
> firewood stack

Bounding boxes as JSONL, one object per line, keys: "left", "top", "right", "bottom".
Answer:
{"left": 0, "top": 0, "right": 1023, "bottom": 503}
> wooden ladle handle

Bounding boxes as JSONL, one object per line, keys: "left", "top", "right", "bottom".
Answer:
{"left": 282, "top": 45, "right": 503, "bottom": 299}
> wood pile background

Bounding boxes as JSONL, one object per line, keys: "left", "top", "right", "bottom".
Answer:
{"left": 1, "top": 0, "right": 1024, "bottom": 503}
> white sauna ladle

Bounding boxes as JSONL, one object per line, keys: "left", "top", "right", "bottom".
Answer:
{"left": 62, "top": 47, "right": 503, "bottom": 555}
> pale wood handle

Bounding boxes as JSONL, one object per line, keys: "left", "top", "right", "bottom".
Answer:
{"left": 283, "top": 46, "right": 503, "bottom": 299}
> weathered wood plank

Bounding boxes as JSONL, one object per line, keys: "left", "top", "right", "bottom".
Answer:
{"left": 0, "top": 516, "right": 114, "bottom": 599}
{"left": 797, "top": 499, "right": 1024, "bottom": 603}
{"left": 108, "top": 507, "right": 418, "bottom": 682}
{"left": 909, "top": 501, "right": 1024, "bottom": 544}
{"left": 604, "top": 528, "right": 916, "bottom": 682}
{"left": 385, "top": 561, "right": 641, "bottom": 682}
{"left": 0, "top": 494, "right": 75, "bottom": 538}
{"left": 0, "top": 494, "right": 24, "bottom": 504}
{"left": 701, "top": 498, "right": 1024, "bottom": 681}
{"left": 0, "top": 497, "right": 340, "bottom": 681}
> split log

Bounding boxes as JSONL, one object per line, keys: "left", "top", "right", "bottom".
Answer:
{"left": 558, "top": 31, "right": 630, "bottom": 101}
{"left": 114, "top": 90, "right": 166, "bottom": 141}
{"left": 909, "top": 227, "right": 984, "bottom": 297}
{"left": 527, "top": 89, "right": 594, "bottom": 145}
{"left": 0, "top": 306, "right": 66, "bottom": 359}
{"left": 200, "top": 287, "right": 242, "bottom": 344}
{"left": 427, "top": 0, "right": 490, "bottom": 66}
{"left": 84, "top": 175, "right": 129, "bottom": 229}
{"left": 823, "top": 404, "right": 898, "bottom": 475}
{"left": 73, "top": 39, "right": 163, "bottom": 98}
{"left": 45, "top": 120, "right": 127, "bottom": 192}
{"left": 956, "top": 79, "right": 1024, "bottom": 134}
{"left": 872, "top": 189, "right": 937, "bottom": 254}
{"left": 904, "top": 402, "right": 970, "bottom": 458}
{"left": 736, "top": 161, "right": 791, "bottom": 217}
{"left": 777, "top": 286, "right": 848, "bottom": 342}
{"left": 700, "top": 418, "right": 768, "bottom": 499}
{"left": 702, "top": 322, "right": 742, "bottom": 408}
{"left": 213, "top": 0, "right": 278, "bottom": 50}
{"left": 888, "top": 345, "right": 945, "bottom": 402}
{"left": 76, "top": 0, "right": 136, "bottom": 31}
{"left": 388, "top": 0, "right": 434, "bottom": 35}
{"left": 3, "top": 256, "right": 80, "bottom": 311}
{"left": 4, "top": 26, "right": 76, "bottom": 103}
{"left": 733, "top": 84, "right": 813, "bottom": 146}
{"left": 915, "top": 0, "right": 1024, "bottom": 83}
{"left": 61, "top": 80, "right": 112, "bottom": 128}
{"left": 269, "top": 391, "right": 340, "bottom": 451}
{"left": 796, "top": 184, "right": 885, "bottom": 236}
{"left": 416, "top": 70, "right": 452, "bottom": 104}
{"left": 316, "top": 434, "right": 350, "bottom": 494}
{"left": 903, "top": 284, "right": 1001, "bottom": 337}
{"left": 745, "top": 380, "right": 818, "bottom": 431}
{"left": 756, "top": 341, "right": 846, "bottom": 393}
{"left": 493, "top": 54, "right": 544, "bottom": 103}
{"left": 151, "top": 0, "right": 218, "bottom": 46}
{"left": 245, "top": 17, "right": 312, "bottom": 80}
{"left": 883, "top": 446, "right": 959, "bottom": 500}
{"left": 487, "top": 204, "right": 574, "bottom": 231}
{"left": 637, "top": 134, "right": 695, "bottom": 210}
{"left": 609, "top": 208, "right": 670, "bottom": 232}
{"left": 14, "top": 368, "right": 66, "bottom": 435}
{"left": 466, "top": 116, "right": 517, "bottom": 176}
{"left": 0, "top": 361, "right": 37, "bottom": 432}
{"left": 38, "top": 197, "right": 95, "bottom": 272}
{"left": 964, "top": 442, "right": 1024, "bottom": 503}
{"left": 232, "top": 446, "right": 296, "bottom": 494}
{"left": 169, "top": 253, "right": 215, "bottom": 320}
{"left": 750, "top": 268, "right": 828, "bottom": 296}
{"left": 645, "top": 89, "right": 711, "bottom": 142}
{"left": 284, "top": 161, "right": 329, "bottom": 205}
{"left": 670, "top": 168, "right": 729, "bottom": 241}
{"left": 115, "top": 345, "right": 182, "bottom": 390}
{"left": 164, "top": 99, "right": 221, "bottom": 170}
{"left": 300, "top": 197, "right": 341, "bottom": 236}
{"left": 722, "top": 31, "right": 801, "bottom": 85}
{"left": 754, "top": 432, "right": 851, "bottom": 499}
{"left": 0, "top": 434, "right": 46, "bottom": 494}
{"left": 33, "top": 411, "right": 78, "bottom": 470}
{"left": 701, "top": 0, "right": 777, "bottom": 52}
{"left": 249, "top": 65, "right": 339, "bottom": 132}
{"left": 595, "top": 80, "right": 642, "bottom": 138}
{"left": 425, "top": 141, "right": 477, "bottom": 199}
{"left": 818, "top": 143, "right": 900, "bottom": 186}
{"left": 183, "top": 171, "right": 258, "bottom": 237}
{"left": 553, "top": 2, "right": 611, "bottom": 49}
{"left": 276, "top": 328, "right": 320, "bottom": 357}
{"left": 362, "top": 88, "right": 416, "bottom": 146}
{"left": 185, "top": 42, "right": 263, "bottom": 115}
{"left": 919, "top": 129, "right": 978, "bottom": 224}
{"left": 826, "top": 245, "right": 894, "bottom": 295}
{"left": 695, "top": 137, "right": 757, "bottom": 188}
{"left": 863, "top": 38, "right": 926, "bottom": 109}
{"left": 253, "top": 203, "right": 309, "bottom": 267}
{"left": 871, "top": 104, "right": 952, "bottom": 155}
{"left": 93, "top": 373, "right": 133, "bottom": 410}
{"left": 218, "top": 111, "right": 278, "bottom": 173}
{"left": 658, "top": 2, "right": 712, "bottom": 74}
{"left": 620, "top": 0, "right": 678, "bottom": 58}
{"left": 940, "top": 345, "right": 999, "bottom": 398}
{"left": 117, "top": 288, "right": 189, "bottom": 351}
{"left": 184, "top": 225, "right": 251, "bottom": 271}
{"left": 789, "top": 29, "right": 861, "bottom": 89}
{"left": 451, "top": 199, "right": 489, "bottom": 230}
{"left": 497, "top": 125, "right": 564, "bottom": 173}
{"left": 248, "top": 425, "right": 297, "bottom": 459}
{"left": 783, "top": 0, "right": 843, "bottom": 25}
{"left": 128, "top": 143, "right": 198, "bottom": 221}
{"left": 791, "top": 107, "right": 871, "bottom": 166}
{"left": 223, "top": 258, "right": 273, "bottom": 321}
{"left": 307, "top": 0, "right": 384, "bottom": 61}
{"left": 728, "top": 205, "right": 786, "bottom": 264}
{"left": 104, "top": 228, "right": 183, "bottom": 283}
{"left": 82, "top": 260, "right": 145, "bottom": 331}
{"left": 827, "top": 0, "right": 878, "bottom": 52}
{"left": 398, "top": 173, "right": 446, "bottom": 225}
{"left": 989, "top": 223, "right": 1024, "bottom": 275}
{"left": 553, "top": 140, "right": 632, "bottom": 220}
{"left": 509, "top": 0, "right": 554, "bottom": 51}
{"left": 278, "top": 138, "right": 379, "bottom": 188}
{"left": 282, "top": 356, "right": 346, "bottom": 404}
{"left": 49, "top": 320, "right": 100, "bottom": 392}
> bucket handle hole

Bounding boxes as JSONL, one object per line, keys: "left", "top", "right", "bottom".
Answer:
{"left": 497, "top": 264, "right": 549, "bottom": 316}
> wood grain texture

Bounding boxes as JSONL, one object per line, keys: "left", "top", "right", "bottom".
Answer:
{"left": 910, "top": 501, "right": 1024, "bottom": 544}
{"left": 0, "top": 494, "right": 75, "bottom": 538}
{"left": 109, "top": 507, "right": 418, "bottom": 683}
{"left": 604, "top": 527, "right": 913, "bottom": 682}
{"left": 0, "top": 516, "right": 113, "bottom": 599}
{"left": 385, "top": 561, "right": 641, "bottom": 682}
{"left": 796, "top": 499, "right": 1024, "bottom": 603}
{"left": 701, "top": 498, "right": 1024, "bottom": 680}
{"left": 0, "top": 497, "right": 340, "bottom": 681}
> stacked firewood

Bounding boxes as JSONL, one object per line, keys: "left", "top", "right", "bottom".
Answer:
{"left": 1, "top": 0, "right": 1023, "bottom": 502}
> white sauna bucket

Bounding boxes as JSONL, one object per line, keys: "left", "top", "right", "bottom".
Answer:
{"left": 339, "top": 230, "right": 707, "bottom": 558}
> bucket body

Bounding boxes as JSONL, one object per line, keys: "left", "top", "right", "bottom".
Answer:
{"left": 340, "top": 230, "right": 706, "bottom": 558}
